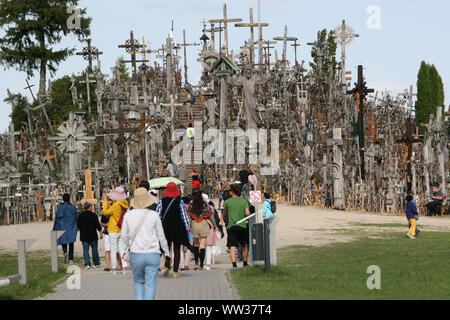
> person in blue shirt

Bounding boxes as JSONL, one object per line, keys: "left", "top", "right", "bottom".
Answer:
{"left": 261, "top": 193, "right": 274, "bottom": 221}
{"left": 52, "top": 193, "right": 79, "bottom": 263}
{"left": 405, "top": 194, "right": 418, "bottom": 239}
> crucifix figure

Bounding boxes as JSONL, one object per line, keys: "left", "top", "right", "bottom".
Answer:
{"left": 347, "top": 65, "right": 374, "bottom": 182}
{"left": 333, "top": 20, "right": 359, "bottom": 91}
{"left": 76, "top": 39, "right": 103, "bottom": 71}
{"left": 118, "top": 31, "right": 147, "bottom": 80}
{"left": 177, "top": 29, "right": 200, "bottom": 86}
{"left": 235, "top": 7, "right": 269, "bottom": 66}
{"left": 209, "top": 3, "right": 242, "bottom": 56}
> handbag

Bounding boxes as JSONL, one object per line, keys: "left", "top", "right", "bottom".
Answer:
{"left": 122, "top": 210, "right": 150, "bottom": 262}
{"left": 205, "top": 219, "right": 217, "bottom": 246}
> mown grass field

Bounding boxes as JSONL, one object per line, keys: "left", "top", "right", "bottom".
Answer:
{"left": 0, "top": 250, "right": 68, "bottom": 300}
{"left": 231, "top": 231, "right": 450, "bottom": 299}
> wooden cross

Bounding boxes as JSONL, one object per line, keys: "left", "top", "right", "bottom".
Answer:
{"left": 79, "top": 71, "right": 96, "bottom": 114}
{"left": 397, "top": 85, "right": 417, "bottom": 115}
{"left": 205, "top": 22, "right": 224, "bottom": 51}
{"left": 209, "top": 3, "right": 242, "bottom": 56}
{"left": 31, "top": 97, "right": 54, "bottom": 134}
{"left": 137, "top": 37, "right": 157, "bottom": 66}
{"left": 273, "top": 25, "right": 298, "bottom": 65}
{"left": 76, "top": 39, "right": 103, "bottom": 71}
{"left": 34, "top": 190, "right": 43, "bottom": 221}
{"left": 177, "top": 29, "right": 200, "bottom": 86}
{"left": 5, "top": 123, "right": 21, "bottom": 161}
{"left": 262, "top": 40, "right": 276, "bottom": 67}
{"left": 81, "top": 169, "right": 98, "bottom": 205}
{"left": 161, "top": 95, "right": 183, "bottom": 134}
{"left": 291, "top": 40, "right": 301, "bottom": 65}
{"left": 235, "top": 7, "right": 269, "bottom": 65}
{"left": 24, "top": 79, "right": 36, "bottom": 102}
{"left": 118, "top": 31, "right": 147, "bottom": 79}
{"left": 346, "top": 65, "right": 374, "bottom": 182}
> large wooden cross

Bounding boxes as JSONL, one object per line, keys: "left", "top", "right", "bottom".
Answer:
{"left": 177, "top": 29, "right": 200, "bottom": 86}
{"left": 209, "top": 3, "right": 242, "bottom": 56}
{"left": 137, "top": 37, "right": 157, "bottom": 66}
{"left": 273, "top": 25, "right": 298, "bottom": 66}
{"left": 81, "top": 169, "right": 98, "bottom": 205}
{"left": 235, "top": 7, "right": 269, "bottom": 65}
{"left": 118, "top": 31, "right": 147, "bottom": 79}
{"left": 76, "top": 39, "right": 103, "bottom": 71}
{"left": 205, "top": 22, "right": 224, "bottom": 51}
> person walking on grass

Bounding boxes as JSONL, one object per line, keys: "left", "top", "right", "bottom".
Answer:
{"left": 78, "top": 202, "right": 103, "bottom": 269}
{"left": 406, "top": 194, "right": 419, "bottom": 239}
{"left": 223, "top": 184, "right": 250, "bottom": 269}
{"left": 156, "top": 182, "right": 193, "bottom": 279}
{"left": 102, "top": 187, "right": 129, "bottom": 275}
{"left": 53, "top": 193, "right": 78, "bottom": 264}
{"left": 188, "top": 190, "right": 217, "bottom": 270}
{"left": 119, "top": 188, "right": 171, "bottom": 300}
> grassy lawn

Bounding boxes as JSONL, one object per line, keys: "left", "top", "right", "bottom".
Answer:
{"left": 231, "top": 231, "right": 450, "bottom": 299}
{"left": 0, "top": 250, "right": 68, "bottom": 300}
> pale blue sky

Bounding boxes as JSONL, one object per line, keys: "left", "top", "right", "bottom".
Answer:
{"left": 1, "top": 0, "right": 449, "bottom": 132}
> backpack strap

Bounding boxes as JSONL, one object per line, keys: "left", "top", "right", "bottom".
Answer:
{"left": 161, "top": 198, "right": 177, "bottom": 222}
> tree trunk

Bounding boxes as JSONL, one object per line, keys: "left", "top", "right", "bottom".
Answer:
{"left": 39, "top": 58, "right": 47, "bottom": 97}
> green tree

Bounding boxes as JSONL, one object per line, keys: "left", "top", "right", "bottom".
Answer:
{"left": 111, "top": 56, "right": 130, "bottom": 82}
{"left": 416, "top": 61, "right": 445, "bottom": 133}
{"left": 309, "top": 29, "right": 338, "bottom": 78}
{"left": 10, "top": 94, "right": 30, "bottom": 132}
{"left": 0, "top": 0, "right": 91, "bottom": 96}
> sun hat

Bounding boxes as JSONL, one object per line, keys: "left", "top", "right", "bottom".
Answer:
{"left": 162, "top": 182, "right": 180, "bottom": 198}
{"left": 109, "top": 186, "right": 127, "bottom": 201}
{"left": 131, "top": 188, "right": 156, "bottom": 209}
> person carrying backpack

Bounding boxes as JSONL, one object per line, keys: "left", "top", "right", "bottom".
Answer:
{"left": 261, "top": 193, "right": 276, "bottom": 222}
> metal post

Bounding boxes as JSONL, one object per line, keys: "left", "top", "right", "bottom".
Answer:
{"left": 247, "top": 214, "right": 256, "bottom": 266}
{"left": 269, "top": 216, "right": 279, "bottom": 266}
{"left": 263, "top": 219, "right": 270, "bottom": 272}
{"left": 51, "top": 231, "right": 58, "bottom": 273}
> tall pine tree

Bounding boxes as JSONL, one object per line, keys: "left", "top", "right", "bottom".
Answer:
{"left": 0, "top": 0, "right": 91, "bottom": 96}
{"left": 416, "top": 61, "right": 445, "bottom": 133}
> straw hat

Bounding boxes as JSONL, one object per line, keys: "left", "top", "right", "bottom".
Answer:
{"left": 109, "top": 186, "right": 127, "bottom": 201}
{"left": 131, "top": 188, "right": 156, "bottom": 209}
{"left": 162, "top": 182, "right": 180, "bottom": 198}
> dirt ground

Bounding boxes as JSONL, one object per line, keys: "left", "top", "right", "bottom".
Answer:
{"left": 1, "top": 202, "right": 449, "bottom": 254}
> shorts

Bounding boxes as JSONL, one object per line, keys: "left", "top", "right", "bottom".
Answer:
{"left": 103, "top": 234, "right": 110, "bottom": 252}
{"left": 189, "top": 137, "right": 194, "bottom": 145}
{"left": 226, "top": 226, "right": 249, "bottom": 248}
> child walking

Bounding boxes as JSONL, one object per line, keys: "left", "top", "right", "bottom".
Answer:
{"left": 405, "top": 194, "right": 418, "bottom": 239}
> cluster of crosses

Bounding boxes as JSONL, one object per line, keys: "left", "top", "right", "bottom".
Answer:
{"left": 0, "top": 3, "right": 448, "bottom": 225}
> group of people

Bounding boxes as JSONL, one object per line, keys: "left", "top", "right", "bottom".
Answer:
{"left": 51, "top": 171, "right": 273, "bottom": 300}
{"left": 405, "top": 184, "right": 445, "bottom": 239}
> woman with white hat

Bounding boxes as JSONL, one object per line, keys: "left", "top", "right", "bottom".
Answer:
{"left": 119, "top": 188, "right": 170, "bottom": 300}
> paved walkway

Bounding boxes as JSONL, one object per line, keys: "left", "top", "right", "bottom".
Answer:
{"left": 39, "top": 247, "right": 240, "bottom": 300}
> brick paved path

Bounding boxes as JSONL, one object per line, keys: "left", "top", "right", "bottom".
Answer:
{"left": 39, "top": 250, "right": 240, "bottom": 300}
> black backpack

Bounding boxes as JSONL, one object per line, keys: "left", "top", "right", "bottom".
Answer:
{"left": 267, "top": 199, "right": 276, "bottom": 214}
{"left": 190, "top": 95, "right": 196, "bottom": 104}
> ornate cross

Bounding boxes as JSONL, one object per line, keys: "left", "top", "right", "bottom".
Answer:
{"left": 333, "top": 20, "right": 359, "bottom": 90}
{"left": 76, "top": 39, "right": 103, "bottom": 71}
{"left": 118, "top": 31, "right": 147, "bottom": 79}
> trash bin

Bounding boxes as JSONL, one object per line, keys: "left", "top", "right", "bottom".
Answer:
{"left": 251, "top": 223, "right": 264, "bottom": 261}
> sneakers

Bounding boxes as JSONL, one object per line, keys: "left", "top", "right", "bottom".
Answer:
{"left": 407, "top": 232, "right": 416, "bottom": 239}
{"left": 232, "top": 265, "right": 238, "bottom": 270}
{"left": 173, "top": 272, "right": 181, "bottom": 279}
{"left": 85, "top": 265, "right": 91, "bottom": 270}
{"left": 163, "top": 267, "right": 170, "bottom": 277}
{"left": 204, "top": 266, "right": 211, "bottom": 271}
{"left": 194, "top": 264, "right": 199, "bottom": 270}
{"left": 93, "top": 264, "right": 101, "bottom": 269}
{"left": 63, "top": 253, "right": 68, "bottom": 264}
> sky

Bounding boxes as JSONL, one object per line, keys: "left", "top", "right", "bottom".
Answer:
{"left": 1, "top": 0, "right": 449, "bottom": 133}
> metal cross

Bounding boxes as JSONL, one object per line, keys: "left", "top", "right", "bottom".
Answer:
{"left": 76, "top": 39, "right": 103, "bottom": 71}
{"left": 333, "top": 20, "right": 359, "bottom": 90}
{"left": 118, "top": 31, "right": 147, "bottom": 79}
